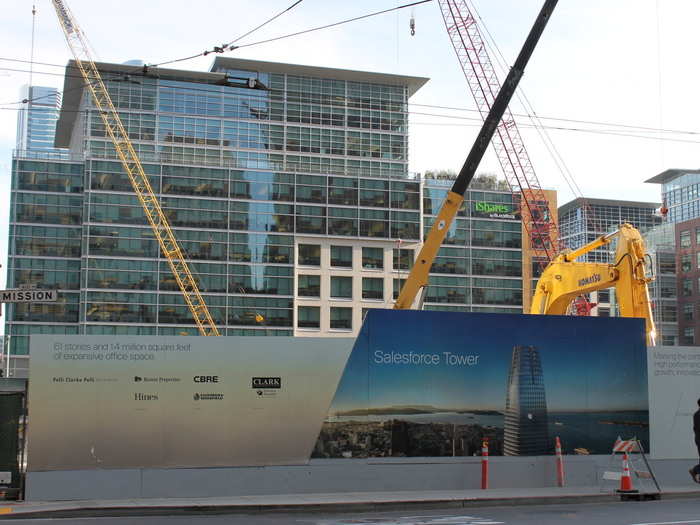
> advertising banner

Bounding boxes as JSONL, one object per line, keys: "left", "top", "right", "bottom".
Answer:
{"left": 313, "top": 310, "right": 648, "bottom": 458}
{"left": 28, "top": 336, "right": 354, "bottom": 471}
{"left": 648, "top": 345, "right": 700, "bottom": 459}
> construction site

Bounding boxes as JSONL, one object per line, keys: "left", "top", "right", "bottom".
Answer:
{"left": 0, "top": 0, "right": 699, "bottom": 518}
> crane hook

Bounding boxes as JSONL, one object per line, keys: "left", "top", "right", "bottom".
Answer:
{"left": 410, "top": 16, "right": 415, "bottom": 36}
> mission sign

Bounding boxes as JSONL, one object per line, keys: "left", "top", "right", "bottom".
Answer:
{"left": 0, "top": 289, "right": 58, "bottom": 303}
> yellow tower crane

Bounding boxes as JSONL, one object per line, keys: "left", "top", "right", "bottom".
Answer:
{"left": 50, "top": 0, "right": 220, "bottom": 336}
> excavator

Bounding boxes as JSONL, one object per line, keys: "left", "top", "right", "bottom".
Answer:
{"left": 530, "top": 223, "right": 656, "bottom": 346}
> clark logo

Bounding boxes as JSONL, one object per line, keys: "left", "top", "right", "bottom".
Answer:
{"left": 578, "top": 274, "right": 602, "bottom": 287}
{"left": 252, "top": 377, "right": 281, "bottom": 389}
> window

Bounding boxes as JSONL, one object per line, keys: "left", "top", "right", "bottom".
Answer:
{"left": 683, "top": 278, "right": 693, "bottom": 297}
{"left": 393, "top": 278, "right": 406, "bottom": 300}
{"left": 680, "top": 230, "right": 691, "bottom": 248}
{"left": 297, "top": 306, "right": 320, "bottom": 329}
{"left": 330, "top": 245, "right": 353, "bottom": 268}
{"left": 597, "top": 307, "right": 610, "bottom": 317}
{"left": 597, "top": 290, "right": 610, "bottom": 303}
{"left": 683, "top": 327, "right": 694, "bottom": 345}
{"left": 330, "top": 307, "right": 352, "bottom": 330}
{"left": 330, "top": 276, "right": 352, "bottom": 299}
{"left": 393, "top": 248, "right": 414, "bottom": 271}
{"left": 681, "top": 254, "right": 692, "bottom": 272}
{"left": 696, "top": 228, "right": 700, "bottom": 245}
{"left": 362, "top": 277, "right": 384, "bottom": 300}
{"left": 298, "top": 275, "right": 320, "bottom": 297}
{"left": 298, "top": 244, "right": 320, "bottom": 266}
{"left": 362, "top": 247, "right": 383, "bottom": 269}
{"left": 683, "top": 303, "right": 694, "bottom": 321}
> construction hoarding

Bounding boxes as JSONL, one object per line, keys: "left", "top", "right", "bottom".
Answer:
{"left": 647, "top": 345, "right": 700, "bottom": 459}
{"left": 28, "top": 310, "right": 649, "bottom": 471}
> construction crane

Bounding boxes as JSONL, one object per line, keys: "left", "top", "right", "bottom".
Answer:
{"left": 437, "top": 1, "right": 558, "bottom": 299}
{"left": 50, "top": 0, "right": 220, "bottom": 336}
{"left": 394, "top": 0, "right": 558, "bottom": 309}
{"left": 437, "top": 0, "right": 601, "bottom": 316}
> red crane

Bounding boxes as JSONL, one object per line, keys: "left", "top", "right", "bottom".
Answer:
{"left": 438, "top": 0, "right": 596, "bottom": 314}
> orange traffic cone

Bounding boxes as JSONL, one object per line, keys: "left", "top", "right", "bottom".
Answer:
{"left": 617, "top": 452, "right": 638, "bottom": 494}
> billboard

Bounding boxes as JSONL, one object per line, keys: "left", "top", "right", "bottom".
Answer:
{"left": 27, "top": 311, "right": 649, "bottom": 471}
{"left": 28, "top": 336, "right": 354, "bottom": 471}
{"left": 648, "top": 345, "right": 700, "bottom": 459}
{"left": 313, "top": 310, "right": 648, "bottom": 458}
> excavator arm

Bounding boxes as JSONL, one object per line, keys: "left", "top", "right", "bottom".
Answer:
{"left": 531, "top": 223, "right": 656, "bottom": 345}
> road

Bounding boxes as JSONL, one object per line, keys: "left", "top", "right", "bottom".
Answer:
{"left": 5, "top": 497, "right": 700, "bottom": 524}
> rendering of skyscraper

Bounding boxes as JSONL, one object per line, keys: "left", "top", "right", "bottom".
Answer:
{"left": 503, "top": 345, "right": 549, "bottom": 456}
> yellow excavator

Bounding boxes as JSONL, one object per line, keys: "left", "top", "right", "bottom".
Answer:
{"left": 530, "top": 223, "right": 656, "bottom": 346}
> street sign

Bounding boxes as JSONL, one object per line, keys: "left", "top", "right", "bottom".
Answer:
{"left": 0, "top": 290, "right": 58, "bottom": 303}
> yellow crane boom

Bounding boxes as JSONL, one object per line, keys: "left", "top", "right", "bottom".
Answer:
{"left": 51, "top": 0, "right": 220, "bottom": 336}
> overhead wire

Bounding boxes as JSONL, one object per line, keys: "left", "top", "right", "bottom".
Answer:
{"left": 153, "top": 0, "right": 305, "bottom": 68}
{"left": 3, "top": 65, "right": 700, "bottom": 145}
{"left": 151, "top": 0, "right": 430, "bottom": 67}
{"left": 3, "top": 61, "right": 700, "bottom": 143}
{"left": 466, "top": 0, "right": 599, "bottom": 230}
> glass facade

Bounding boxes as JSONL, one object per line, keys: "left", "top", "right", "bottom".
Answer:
{"left": 6, "top": 58, "right": 536, "bottom": 357}
{"left": 15, "top": 86, "right": 67, "bottom": 156}
{"left": 422, "top": 178, "right": 523, "bottom": 313}
{"left": 558, "top": 198, "right": 661, "bottom": 264}
{"left": 5, "top": 59, "right": 427, "bottom": 356}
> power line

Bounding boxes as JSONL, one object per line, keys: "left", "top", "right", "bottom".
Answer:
{"left": 4, "top": 58, "right": 698, "bottom": 138}
{"left": 154, "top": 0, "right": 305, "bottom": 68}
{"left": 151, "top": 0, "right": 430, "bottom": 68}
{"left": 229, "top": 0, "right": 433, "bottom": 50}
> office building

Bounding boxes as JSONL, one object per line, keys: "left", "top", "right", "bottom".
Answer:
{"left": 643, "top": 223, "right": 677, "bottom": 346}
{"left": 503, "top": 345, "right": 549, "bottom": 456}
{"left": 15, "top": 86, "right": 66, "bottom": 156}
{"left": 421, "top": 174, "right": 526, "bottom": 314}
{"left": 5, "top": 58, "right": 428, "bottom": 364}
{"left": 646, "top": 168, "right": 700, "bottom": 224}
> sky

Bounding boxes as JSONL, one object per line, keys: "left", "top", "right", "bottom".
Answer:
{"left": 1, "top": 0, "right": 699, "bottom": 290}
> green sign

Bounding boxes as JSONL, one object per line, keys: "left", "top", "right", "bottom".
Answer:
{"left": 473, "top": 201, "right": 519, "bottom": 219}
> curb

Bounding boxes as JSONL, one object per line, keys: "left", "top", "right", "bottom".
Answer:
{"left": 0, "top": 492, "right": 639, "bottom": 520}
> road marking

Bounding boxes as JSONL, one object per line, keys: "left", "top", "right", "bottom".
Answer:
{"left": 631, "top": 520, "right": 700, "bottom": 525}
{"left": 314, "top": 516, "right": 504, "bottom": 525}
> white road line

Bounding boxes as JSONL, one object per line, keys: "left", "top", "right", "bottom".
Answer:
{"left": 630, "top": 520, "right": 700, "bottom": 525}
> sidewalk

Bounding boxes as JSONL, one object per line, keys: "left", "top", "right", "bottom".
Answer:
{"left": 0, "top": 485, "right": 699, "bottom": 519}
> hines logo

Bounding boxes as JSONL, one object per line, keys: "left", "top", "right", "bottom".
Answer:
{"left": 134, "top": 393, "right": 158, "bottom": 401}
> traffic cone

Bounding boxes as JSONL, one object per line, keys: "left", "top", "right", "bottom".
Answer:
{"left": 617, "top": 452, "right": 637, "bottom": 494}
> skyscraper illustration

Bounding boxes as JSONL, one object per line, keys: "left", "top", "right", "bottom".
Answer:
{"left": 504, "top": 345, "right": 549, "bottom": 455}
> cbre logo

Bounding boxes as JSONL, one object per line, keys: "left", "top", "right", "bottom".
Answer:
{"left": 194, "top": 375, "right": 219, "bottom": 383}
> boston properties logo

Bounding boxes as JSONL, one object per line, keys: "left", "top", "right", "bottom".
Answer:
{"left": 193, "top": 393, "right": 224, "bottom": 401}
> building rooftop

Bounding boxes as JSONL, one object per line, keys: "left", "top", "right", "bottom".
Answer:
{"left": 212, "top": 57, "right": 429, "bottom": 97}
{"left": 645, "top": 168, "right": 700, "bottom": 185}
{"left": 55, "top": 59, "right": 429, "bottom": 148}
{"left": 559, "top": 197, "right": 660, "bottom": 215}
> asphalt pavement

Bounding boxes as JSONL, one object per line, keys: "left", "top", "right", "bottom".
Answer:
{"left": 2, "top": 497, "right": 700, "bottom": 524}
{"left": 0, "top": 485, "right": 698, "bottom": 521}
